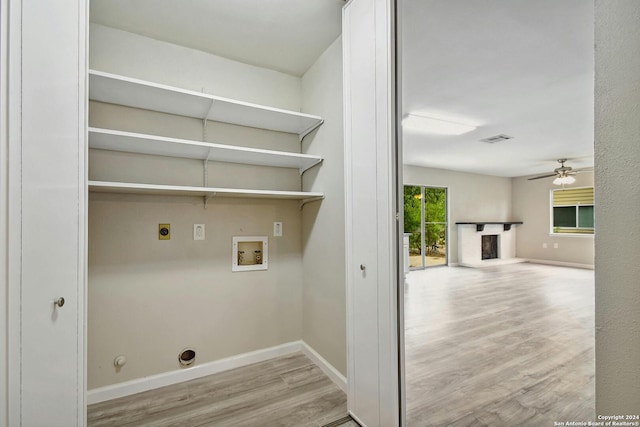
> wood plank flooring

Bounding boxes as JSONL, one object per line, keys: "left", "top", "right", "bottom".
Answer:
{"left": 404, "top": 263, "right": 595, "bottom": 426}
{"left": 88, "top": 352, "right": 347, "bottom": 427}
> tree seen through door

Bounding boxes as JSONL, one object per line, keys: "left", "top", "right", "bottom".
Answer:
{"left": 404, "top": 185, "right": 447, "bottom": 268}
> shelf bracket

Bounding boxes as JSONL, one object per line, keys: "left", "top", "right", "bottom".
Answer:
{"left": 203, "top": 192, "right": 217, "bottom": 209}
{"left": 203, "top": 98, "right": 216, "bottom": 126}
{"left": 203, "top": 148, "right": 214, "bottom": 188}
{"left": 299, "top": 195, "right": 324, "bottom": 210}
{"left": 299, "top": 119, "right": 324, "bottom": 143}
{"left": 203, "top": 158, "right": 209, "bottom": 188}
{"left": 299, "top": 158, "right": 324, "bottom": 176}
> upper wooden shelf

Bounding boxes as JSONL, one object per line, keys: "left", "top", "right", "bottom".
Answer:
{"left": 88, "top": 70, "right": 324, "bottom": 140}
{"left": 88, "top": 128, "right": 323, "bottom": 174}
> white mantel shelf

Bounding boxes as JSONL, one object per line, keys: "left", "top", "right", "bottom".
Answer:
{"left": 456, "top": 221, "right": 523, "bottom": 232}
{"left": 89, "top": 70, "right": 324, "bottom": 140}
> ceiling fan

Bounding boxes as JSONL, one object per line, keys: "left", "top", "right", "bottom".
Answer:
{"left": 528, "top": 159, "right": 593, "bottom": 185}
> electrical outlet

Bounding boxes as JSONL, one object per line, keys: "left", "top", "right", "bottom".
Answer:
{"left": 159, "top": 224, "right": 170, "bottom": 240}
{"left": 194, "top": 224, "right": 205, "bottom": 240}
{"left": 543, "top": 243, "right": 548, "bottom": 249}
{"left": 273, "top": 222, "right": 283, "bottom": 237}
{"left": 553, "top": 243, "right": 559, "bottom": 249}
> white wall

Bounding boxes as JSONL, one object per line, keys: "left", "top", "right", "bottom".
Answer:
{"left": 301, "top": 36, "right": 346, "bottom": 376}
{"left": 512, "top": 172, "right": 594, "bottom": 267}
{"left": 403, "top": 165, "right": 513, "bottom": 264}
{"left": 90, "top": 24, "right": 301, "bottom": 110}
{"left": 88, "top": 26, "right": 307, "bottom": 389}
{"left": 594, "top": 0, "right": 640, "bottom": 413}
{"left": 88, "top": 194, "right": 303, "bottom": 388}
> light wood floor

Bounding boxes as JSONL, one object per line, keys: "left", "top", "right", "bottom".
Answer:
{"left": 88, "top": 352, "right": 347, "bottom": 427}
{"left": 405, "top": 263, "right": 595, "bottom": 426}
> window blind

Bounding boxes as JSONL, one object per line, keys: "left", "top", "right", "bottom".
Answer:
{"left": 552, "top": 187, "right": 594, "bottom": 206}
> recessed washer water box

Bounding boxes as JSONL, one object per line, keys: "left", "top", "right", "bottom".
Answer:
{"left": 232, "top": 236, "right": 268, "bottom": 272}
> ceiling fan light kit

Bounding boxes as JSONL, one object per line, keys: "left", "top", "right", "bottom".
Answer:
{"left": 528, "top": 159, "right": 592, "bottom": 185}
{"left": 553, "top": 175, "right": 576, "bottom": 185}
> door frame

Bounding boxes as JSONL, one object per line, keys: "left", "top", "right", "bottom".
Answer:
{"left": 344, "top": 0, "right": 402, "bottom": 425}
{"left": 3, "top": 0, "right": 88, "bottom": 424}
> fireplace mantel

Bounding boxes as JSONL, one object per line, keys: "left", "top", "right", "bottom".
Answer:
{"left": 456, "top": 221, "right": 523, "bottom": 232}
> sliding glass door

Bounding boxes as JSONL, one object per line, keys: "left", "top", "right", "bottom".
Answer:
{"left": 404, "top": 185, "right": 448, "bottom": 269}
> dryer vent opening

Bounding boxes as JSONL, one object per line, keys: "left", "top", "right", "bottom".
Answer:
{"left": 179, "top": 349, "right": 196, "bottom": 367}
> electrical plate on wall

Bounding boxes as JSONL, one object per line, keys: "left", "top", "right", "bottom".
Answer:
{"left": 159, "top": 223, "right": 170, "bottom": 240}
{"left": 194, "top": 224, "right": 205, "bottom": 240}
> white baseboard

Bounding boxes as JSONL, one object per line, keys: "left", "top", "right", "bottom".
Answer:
{"left": 88, "top": 340, "right": 347, "bottom": 404}
{"left": 458, "top": 257, "right": 526, "bottom": 268}
{"left": 301, "top": 341, "right": 347, "bottom": 393}
{"left": 349, "top": 411, "right": 367, "bottom": 427}
{"left": 87, "top": 341, "right": 302, "bottom": 404}
{"left": 524, "top": 258, "right": 594, "bottom": 270}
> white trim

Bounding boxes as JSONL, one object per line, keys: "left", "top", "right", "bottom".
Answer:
{"left": 524, "top": 258, "right": 594, "bottom": 270}
{"left": 0, "top": 0, "right": 10, "bottom": 424}
{"left": 6, "top": 0, "right": 22, "bottom": 424}
{"left": 301, "top": 342, "right": 347, "bottom": 393}
{"left": 342, "top": 1, "right": 356, "bottom": 410}
{"left": 87, "top": 340, "right": 348, "bottom": 405}
{"left": 549, "top": 232, "right": 595, "bottom": 238}
{"left": 87, "top": 341, "right": 302, "bottom": 404}
{"left": 349, "top": 411, "right": 368, "bottom": 427}
{"left": 78, "top": 0, "right": 89, "bottom": 422}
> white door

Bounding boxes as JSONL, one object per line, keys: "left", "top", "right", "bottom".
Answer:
{"left": 343, "top": 0, "right": 400, "bottom": 425}
{"left": 5, "top": 0, "right": 87, "bottom": 425}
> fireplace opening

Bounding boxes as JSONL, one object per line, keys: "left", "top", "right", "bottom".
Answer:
{"left": 482, "top": 235, "right": 499, "bottom": 260}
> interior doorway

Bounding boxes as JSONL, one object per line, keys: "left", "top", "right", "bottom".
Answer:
{"left": 400, "top": 0, "right": 595, "bottom": 424}
{"left": 404, "top": 185, "right": 448, "bottom": 269}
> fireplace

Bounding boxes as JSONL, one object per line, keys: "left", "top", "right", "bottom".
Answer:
{"left": 456, "top": 222, "right": 523, "bottom": 268}
{"left": 481, "top": 235, "right": 499, "bottom": 260}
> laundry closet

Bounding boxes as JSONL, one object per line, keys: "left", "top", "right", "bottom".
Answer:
{"left": 86, "top": 2, "right": 347, "bottom": 397}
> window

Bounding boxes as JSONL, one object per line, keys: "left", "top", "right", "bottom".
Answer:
{"left": 551, "top": 187, "right": 594, "bottom": 234}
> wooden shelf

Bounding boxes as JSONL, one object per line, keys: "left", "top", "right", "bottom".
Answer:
{"left": 88, "top": 181, "right": 325, "bottom": 201}
{"left": 89, "top": 128, "right": 323, "bottom": 174}
{"left": 89, "top": 70, "right": 324, "bottom": 140}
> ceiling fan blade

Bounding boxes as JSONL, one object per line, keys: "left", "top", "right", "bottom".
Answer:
{"left": 528, "top": 173, "right": 558, "bottom": 180}
{"left": 573, "top": 167, "right": 594, "bottom": 173}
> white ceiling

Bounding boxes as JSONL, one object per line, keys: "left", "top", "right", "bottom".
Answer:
{"left": 90, "top": 0, "right": 344, "bottom": 77}
{"left": 91, "top": 0, "right": 594, "bottom": 178}
{"left": 402, "top": 0, "right": 595, "bottom": 177}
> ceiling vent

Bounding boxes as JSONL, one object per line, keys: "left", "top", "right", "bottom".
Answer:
{"left": 479, "top": 134, "right": 513, "bottom": 143}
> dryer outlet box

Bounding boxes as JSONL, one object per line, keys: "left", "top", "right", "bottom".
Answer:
{"left": 159, "top": 224, "right": 171, "bottom": 240}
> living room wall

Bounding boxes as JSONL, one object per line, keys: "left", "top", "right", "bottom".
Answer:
{"left": 512, "top": 171, "right": 594, "bottom": 268}
{"left": 404, "top": 165, "right": 595, "bottom": 267}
